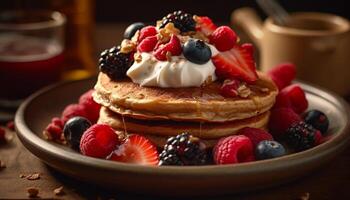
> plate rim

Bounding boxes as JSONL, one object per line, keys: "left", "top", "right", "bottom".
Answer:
{"left": 15, "top": 78, "right": 350, "bottom": 176}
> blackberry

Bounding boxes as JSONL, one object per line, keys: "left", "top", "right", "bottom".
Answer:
{"left": 159, "top": 133, "right": 207, "bottom": 166}
{"left": 285, "top": 122, "right": 320, "bottom": 151}
{"left": 98, "top": 46, "right": 133, "bottom": 80}
{"left": 159, "top": 10, "right": 196, "bottom": 33}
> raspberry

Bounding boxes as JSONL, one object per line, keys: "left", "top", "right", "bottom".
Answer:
{"left": 138, "top": 26, "right": 158, "bottom": 42}
{"left": 137, "top": 35, "right": 158, "bottom": 52}
{"left": 61, "top": 104, "right": 89, "bottom": 124}
{"left": 213, "top": 135, "right": 255, "bottom": 165}
{"left": 237, "top": 127, "right": 273, "bottom": 148}
{"left": 79, "top": 90, "right": 101, "bottom": 123}
{"left": 6, "top": 121, "right": 15, "bottom": 131}
{"left": 43, "top": 117, "right": 64, "bottom": 141}
{"left": 268, "top": 108, "right": 302, "bottom": 137}
{"left": 285, "top": 122, "right": 322, "bottom": 151}
{"left": 220, "top": 79, "right": 240, "bottom": 97}
{"left": 80, "top": 124, "right": 120, "bottom": 158}
{"left": 0, "top": 127, "right": 5, "bottom": 142}
{"left": 153, "top": 35, "right": 182, "bottom": 61}
{"left": 210, "top": 26, "right": 237, "bottom": 51}
{"left": 267, "top": 63, "right": 296, "bottom": 91}
{"left": 274, "top": 84, "right": 308, "bottom": 114}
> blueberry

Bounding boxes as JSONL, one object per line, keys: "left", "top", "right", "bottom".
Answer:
{"left": 63, "top": 117, "right": 92, "bottom": 150}
{"left": 303, "top": 109, "right": 329, "bottom": 134}
{"left": 124, "top": 22, "right": 145, "bottom": 39}
{"left": 183, "top": 39, "right": 212, "bottom": 64}
{"left": 255, "top": 140, "right": 286, "bottom": 160}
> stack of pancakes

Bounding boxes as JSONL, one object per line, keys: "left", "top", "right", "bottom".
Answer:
{"left": 93, "top": 72, "right": 278, "bottom": 148}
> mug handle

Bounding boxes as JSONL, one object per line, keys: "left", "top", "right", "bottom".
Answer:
{"left": 231, "top": 7, "right": 264, "bottom": 48}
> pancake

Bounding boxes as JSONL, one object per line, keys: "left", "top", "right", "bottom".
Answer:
{"left": 98, "top": 106, "right": 270, "bottom": 139}
{"left": 93, "top": 72, "right": 278, "bottom": 122}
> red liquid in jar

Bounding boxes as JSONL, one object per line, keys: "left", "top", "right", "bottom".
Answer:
{"left": 0, "top": 34, "right": 64, "bottom": 100}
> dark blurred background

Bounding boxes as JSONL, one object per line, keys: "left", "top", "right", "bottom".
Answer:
{"left": 1, "top": 0, "right": 349, "bottom": 23}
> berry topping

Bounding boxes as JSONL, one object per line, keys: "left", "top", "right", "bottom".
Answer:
{"left": 63, "top": 117, "right": 92, "bottom": 150}
{"left": 78, "top": 90, "right": 101, "bottom": 123}
{"left": 220, "top": 79, "right": 240, "bottom": 97}
{"left": 61, "top": 104, "right": 89, "bottom": 125}
{"left": 99, "top": 46, "right": 133, "bottom": 80}
{"left": 237, "top": 127, "right": 273, "bottom": 148}
{"left": 195, "top": 16, "right": 217, "bottom": 36}
{"left": 210, "top": 26, "right": 237, "bottom": 51}
{"left": 212, "top": 44, "right": 258, "bottom": 83}
{"left": 255, "top": 140, "right": 286, "bottom": 160}
{"left": 138, "top": 26, "right": 158, "bottom": 42}
{"left": 159, "top": 133, "right": 207, "bottom": 166}
{"left": 303, "top": 110, "right": 329, "bottom": 134}
{"left": 124, "top": 22, "right": 145, "bottom": 39}
{"left": 274, "top": 84, "right": 308, "bottom": 114}
{"left": 137, "top": 35, "right": 158, "bottom": 52}
{"left": 268, "top": 108, "right": 302, "bottom": 137}
{"left": 153, "top": 34, "right": 182, "bottom": 61}
{"left": 80, "top": 124, "right": 120, "bottom": 158}
{"left": 267, "top": 63, "right": 296, "bottom": 91}
{"left": 213, "top": 135, "right": 255, "bottom": 165}
{"left": 43, "top": 117, "right": 64, "bottom": 141}
{"left": 183, "top": 39, "right": 212, "bottom": 64}
{"left": 285, "top": 122, "right": 322, "bottom": 151}
{"left": 159, "top": 10, "right": 196, "bottom": 33}
{"left": 110, "top": 134, "right": 159, "bottom": 166}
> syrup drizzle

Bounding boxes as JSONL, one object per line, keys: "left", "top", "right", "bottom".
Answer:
{"left": 121, "top": 114, "right": 128, "bottom": 134}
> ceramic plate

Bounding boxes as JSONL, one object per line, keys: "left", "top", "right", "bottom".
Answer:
{"left": 15, "top": 78, "right": 350, "bottom": 196}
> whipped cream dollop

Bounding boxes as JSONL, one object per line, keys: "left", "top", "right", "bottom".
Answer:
{"left": 127, "top": 45, "right": 219, "bottom": 88}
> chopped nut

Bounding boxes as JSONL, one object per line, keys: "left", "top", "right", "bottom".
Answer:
{"left": 19, "top": 174, "right": 26, "bottom": 178}
{"left": 166, "top": 51, "right": 172, "bottom": 62}
{"left": 158, "top": 23, "right": 180, "bottom": 43}
{"left": 120, "top": 39, "right": 136, "bottom": 54}
{"left": 134, "top": 52, "right": 142, "bottom": 63}
{"left": 299, "top": 192, "right": 310, "bottom": 200}
{"left": 53, "top": 186, "right": 65, "bottom": 196}
{"left": 131, "top": 30, "right": 140, "bottom": 43}
{"left": 237, "top": 84, "right": 252, "bottom": 98}
{"left": 27, "top": 187, "right": 39, "bottom": 198}
{"left": 201, "top": 76, "right": 213, "bottom": 87}
{"left": 260, "top": 87, "right": 269, "bottom": 93}
{"left": 26, "top": 173, "right": 40, "bottom": 180}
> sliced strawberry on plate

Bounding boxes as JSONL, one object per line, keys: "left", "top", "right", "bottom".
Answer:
{"left": 195, "top": 16, "right": 217, "bottom": 36}
{"left": 212, "top": 43, "right": 258, "bottom": 83}
{"left": 110, "top": 134, "right": 159, "bottom": 166}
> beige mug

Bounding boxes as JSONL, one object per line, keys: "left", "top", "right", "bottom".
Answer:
{"left": 232, "top": 7, "right": 350, "bottom": 95}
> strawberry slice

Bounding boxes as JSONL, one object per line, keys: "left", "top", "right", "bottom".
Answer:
{"left": 195, "top": 16, "right": 217, "bottom": 36}
{"left": 110, "top": 134, "right": 159, "bottom": 166}
{"left": 212, "top": 43, "right": 258, "bottom": 83}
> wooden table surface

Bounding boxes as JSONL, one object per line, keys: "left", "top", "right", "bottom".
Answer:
{"left": 1, "top": 24, "right": 350, "bottom": 200}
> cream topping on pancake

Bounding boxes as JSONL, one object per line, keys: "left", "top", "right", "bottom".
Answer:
{"left": 127, "top": 45, "right": 218, "bottom": 88}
